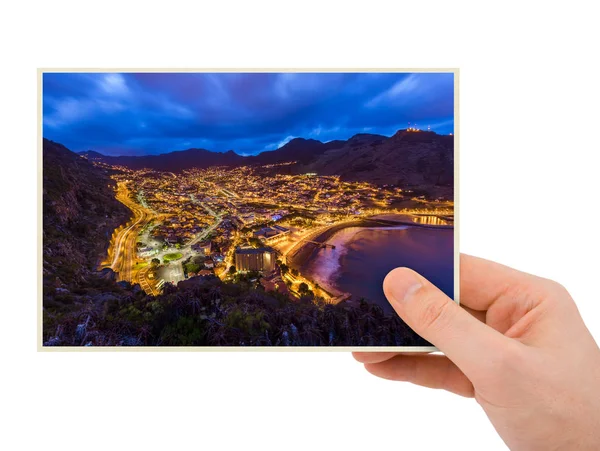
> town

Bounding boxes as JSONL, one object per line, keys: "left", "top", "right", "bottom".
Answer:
{"left": 99, "top": 161, "right": 453, "bottom": 302}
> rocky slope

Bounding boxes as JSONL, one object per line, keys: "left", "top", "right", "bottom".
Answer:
{"left": 299, "top": 130, "right": 454, "bottom": 188}
{"left": 43, "top": 274, "right": 430, "bottom": 347}
{"left": 43, "top": 139, "right": 131, "bottom": 287}
{"left": 250, "top": 137, "right": 347, "bottom": 165}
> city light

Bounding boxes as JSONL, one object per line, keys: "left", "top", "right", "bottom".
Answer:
{"left": 98, "top": 162, "right": 454, "bottom": 300}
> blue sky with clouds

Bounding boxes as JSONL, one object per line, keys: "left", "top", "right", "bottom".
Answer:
{"left": 43, "top": 72, "right": 454, "bottom": 156}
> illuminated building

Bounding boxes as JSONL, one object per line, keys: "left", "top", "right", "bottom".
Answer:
{"left": 253, "top": 225, "right": 290, "bottom": 243}
{"left": 191, "top": 240, "right": 212, "bottom": 255}
{"left": 235, "top": 247, "right": 276, "bottom": 272}
{"left": 137, "top": 246, "right": 158, "bottom": 257}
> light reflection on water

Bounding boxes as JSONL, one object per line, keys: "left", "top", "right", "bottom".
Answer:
{"left": 411, "top": 215, "right": 453, "bottom": 226}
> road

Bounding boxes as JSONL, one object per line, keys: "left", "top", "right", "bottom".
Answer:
{"left": 102, "top": 182, "right": 158, "bottom": 292}
{"left": 188, "top": 192, "right": 224, "bottom": 246}
{"left": 137, "top": 264, "right": 161, "bottom": 296}
{"left": 116, "top": 192, "right": 224, "bottom": 287}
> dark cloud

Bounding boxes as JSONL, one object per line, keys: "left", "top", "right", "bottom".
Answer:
{"left": 43, "top": 72, "right": 454, "bottom": 156}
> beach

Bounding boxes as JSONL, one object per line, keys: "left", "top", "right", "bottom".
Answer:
{"left": 301, "top": 217, "right": 454, "bottom": 312}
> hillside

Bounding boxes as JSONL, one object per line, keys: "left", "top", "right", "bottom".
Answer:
{"left": 43, "top": 274, "right": 430, "bottom": 347}
{"left": 250, "top": 137, "right": 348, "bottom": 165}
{"left": 80, "top": 147, "right": 246, "bottom": 172}
{"left": 299, "top": 130, "right": 454, "bottom": 189}
{"left": 77, "top": 130, "right": 453, "bottom": 194}
{"left": 79, "top": 137, "right": 341, "bottom": 170}
{"left": 43, "top": 139, "right": 131, "bottom": 286}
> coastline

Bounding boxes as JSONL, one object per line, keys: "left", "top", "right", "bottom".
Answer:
{"left": 370, "top": 213, "right": 454, "bottom": 229}
{"left": 303, "top": 225, "right": 411, "bottom": 302}
{"left": 288, "top": 213, "right": 454, "bottom": 303}
{"left": 288, "top": 213, "right": 453, "bottom": 269}
{"left": 287, "top": 219, "right": 371, "bottom": 271}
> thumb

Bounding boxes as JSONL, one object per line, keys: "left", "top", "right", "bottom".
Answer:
{"left": 383, "top": 267, "right": 510, "bottom": 375}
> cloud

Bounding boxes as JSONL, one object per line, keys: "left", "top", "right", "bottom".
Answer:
{"left": 276, "top": 135, "right": 296, "bottom": 148}
{"left": 44, "top": 97, "right": 92, "bottom": 127}
{"left": 366, "top": 74, "right": 420, "bottom": 107}
{"left": 42, "top": 72, "right": 454, "bottom": 156}
{"left": 98, "top": 73, "right": 129, "bottom": 96}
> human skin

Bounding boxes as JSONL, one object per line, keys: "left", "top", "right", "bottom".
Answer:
{"left": 353, "top": 254, "right": 600, "bottom": 450}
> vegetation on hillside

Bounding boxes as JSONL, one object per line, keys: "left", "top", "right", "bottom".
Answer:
{"left": 43, "top": 139, "right": 131, "bottom": 285}
{"left": 43, "top": 276, "right": 429, "bottom": 347}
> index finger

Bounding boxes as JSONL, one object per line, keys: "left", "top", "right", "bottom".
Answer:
{"left": 460, "top": 253, "right": 548, "bottom": 311}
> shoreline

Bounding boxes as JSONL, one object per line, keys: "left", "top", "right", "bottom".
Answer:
{"left": 287, "top": 219, "right": 371, "bottom": 270}
{"left": 369, "top": 213, "right": 454, "bottom": 229}
{"left": 288, "top": 213, "right": 453, "bottom": 303}
{"left": 288, "top": 213, "right": 453, "bottom": 270}
{"left": 303, "top": 225, "right": 395, "bottom": 302}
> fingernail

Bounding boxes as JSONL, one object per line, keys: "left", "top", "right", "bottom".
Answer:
{"left": 383, "top": 268, "right": 423, "bottom": 305}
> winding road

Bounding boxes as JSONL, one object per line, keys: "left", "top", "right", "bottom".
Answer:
{"left": 102, "top": 182, "right": 158, "bottom": 293}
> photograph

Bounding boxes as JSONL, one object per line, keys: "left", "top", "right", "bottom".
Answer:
{"left": 7, "top": 5, "right": 599, "bottom": 451}
{"left": 41, "top": 70, "right": 456, "bottom": 348}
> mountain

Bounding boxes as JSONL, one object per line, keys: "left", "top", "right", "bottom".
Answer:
{"left": 79, "top": 147, "right": 246, "bottom": 172}
{"left": 76, "top": 132, "right": 391, "bottom": 171}
{"left": 75, "top": 130, "right": 453, "bottom": 192}
{"left": 345, "top": 133, "right": 388, "bottom": 146}
{"left": 78, "top": 138, "right": 341, "bottom": 170}
{"left": 250, "top": 138, "right": 346, "bottom": 165}
{"left": 43, "top": 139, "right": 131, "bottom": 285}
{"left": 298, "top": 130, "right": 454, "bottom": 189}
{"left": 252, "top": 134, "right": 387, "bottom": 166}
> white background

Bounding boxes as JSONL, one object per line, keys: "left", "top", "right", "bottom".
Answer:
{"left": 1, "top": 1, "right": 599, "bottom": 450}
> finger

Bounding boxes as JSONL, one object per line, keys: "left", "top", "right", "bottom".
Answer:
{"left": 383, "top": 267, "right": 513, "bottom": 375}
{"left": 462, "top": 305, "right": 486, "bottom": 323}
{"left": 364, "top": 354, "right": 474, "bottom": 397}
{"left": 460, "top": 254, "right": 548, "bottom": 311}
{"left": 352, "top": 352, "right": 400, "bottom": 364}
{"left": 352, "top": 351, "right": 432, "bottom": 364}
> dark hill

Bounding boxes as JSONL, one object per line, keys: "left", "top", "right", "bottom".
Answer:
{"left": 79, "top": 147, "right": 246, "bottom": 172}
{"left": 346, "top": 133, "right": 387, "bottom": 146}
{"left": 78, "top": 138, "right": 342, "bottom": 170}
{"left": 299, "top": 130, "right": 454, "bottom": 191}
{"left": 250, "top": 137, "right": 347, "bottom": 165}
{"left": 75, "top": 129, "right": 453, "bottom": 192}
{"left": 43, "top": 274, "right": 430, "bottom": 347}
{"left": 43, "top": 139, "right": 131, "bottom": 285}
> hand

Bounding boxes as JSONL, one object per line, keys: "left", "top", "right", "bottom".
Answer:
{"left": 353, "top": 254, "right": 600, "bottom": 450}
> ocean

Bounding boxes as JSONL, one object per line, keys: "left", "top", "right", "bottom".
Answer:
{"left": 304, "top": 226, "right": 454, "bottom": 313}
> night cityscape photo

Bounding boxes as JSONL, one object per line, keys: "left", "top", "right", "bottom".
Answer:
{"left": 42, "top": 71, "right": 455, "bottom": 347}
